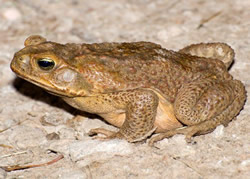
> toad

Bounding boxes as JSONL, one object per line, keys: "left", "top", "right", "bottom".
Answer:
{"left": 10, "top": 35, "right": 246, "bottom": 145}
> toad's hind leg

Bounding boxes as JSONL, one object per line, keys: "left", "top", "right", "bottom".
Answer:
{"left": 179, "top": 43, "right": 234, "bottom": 69}
{"left": 149, "top": 78, "right": 246, "bottom": 146}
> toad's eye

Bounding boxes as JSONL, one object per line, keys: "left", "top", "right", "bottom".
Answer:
{"left": 37, "top": 58, "right": 55, "bottom": 70}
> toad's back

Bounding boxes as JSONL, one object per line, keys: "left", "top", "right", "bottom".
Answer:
{"left": 73, "top": 41, "right": 231, "bottom": 102}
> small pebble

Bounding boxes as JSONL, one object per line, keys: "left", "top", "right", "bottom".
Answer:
{"left": 0, "top": 168, "right": 7, "bottom": 179}
{"left": 46, "top": 132, "right": 60, "bottom": 140}
{"left": 2, "top": 8, "right": 21, "bottom": 21}
{"left": 212, "top": 125, "right": 224, "bottom": 138}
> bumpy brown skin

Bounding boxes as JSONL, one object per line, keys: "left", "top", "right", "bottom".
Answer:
{"left": 10, "top": 35, "right": 246, "bottom": 145}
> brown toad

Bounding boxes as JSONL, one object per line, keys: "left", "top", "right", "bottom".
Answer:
{"left": 10, "top": 35, "right": 246, "bottom": 145}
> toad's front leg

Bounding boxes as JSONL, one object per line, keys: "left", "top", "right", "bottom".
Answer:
{"left": 88, "top": 89, "right": 159, "bottom": 142}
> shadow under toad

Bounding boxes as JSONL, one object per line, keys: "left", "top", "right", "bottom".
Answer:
{"left": 12, "top": 77, "right": 101, "bottom": 120}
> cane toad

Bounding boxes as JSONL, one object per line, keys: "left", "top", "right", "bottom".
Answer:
{"left": 10, "top": 35, "right": 246, "bottom": 144}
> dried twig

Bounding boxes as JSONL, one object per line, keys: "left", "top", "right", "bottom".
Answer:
{"left": 197, "top": 11, "right": 222, "bottom": 29}
{"left": 0, "top": 151, "right": 27, "bottom": 159}
{"left": 0, "top": 144, "right": 13, "bottom": 149}
{"left": 172, "top": 156, "right": 203, "bottom": 177}
{"left": 0, "top": 118, "right": 29, "bottom": 133}
{"left": 0, "top": 153, "right": 64, "bottom": 172}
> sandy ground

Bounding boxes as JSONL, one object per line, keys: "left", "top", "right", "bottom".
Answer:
{"left": 0, "top": 0, "right": 249, "bottom": 178}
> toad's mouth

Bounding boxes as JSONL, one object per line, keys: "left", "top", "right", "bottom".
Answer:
{"left": 14, "top": 72, "right": 79, "bottom": 98}
{"left": 11, "top": 58, "right": 80, "bottom": 98}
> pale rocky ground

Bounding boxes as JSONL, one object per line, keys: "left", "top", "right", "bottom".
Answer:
{"left": 0, "top": 0, "right": 249, "bottom": 178}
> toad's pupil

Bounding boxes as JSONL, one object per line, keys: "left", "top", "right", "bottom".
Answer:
{"left": 37, "top": 58, "right": 55, "bottom": 70}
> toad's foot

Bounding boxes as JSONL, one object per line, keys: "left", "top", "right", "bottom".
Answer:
{"left": 148, "top": 126, "right": 199, "bottom": 147}
{"left": 88, "top": 128, "right": 124, "bottom": 141}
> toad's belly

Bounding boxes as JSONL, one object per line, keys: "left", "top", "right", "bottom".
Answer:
{"left": 99, "top": 99, "right": 183, "bottom": 133}
{"left": 154, "top": 98, "right": 183, "bottom": 132}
